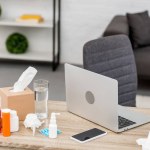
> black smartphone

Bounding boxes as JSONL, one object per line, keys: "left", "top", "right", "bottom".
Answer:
{"left": 70, "top": 128, "right": 107, "bottom": 143}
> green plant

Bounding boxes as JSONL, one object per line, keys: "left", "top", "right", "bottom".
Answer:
{"left": 6, "top": 33, "right": 28, "bottom": 54}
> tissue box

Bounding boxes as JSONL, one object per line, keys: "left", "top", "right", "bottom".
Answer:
{"left": 0, "top": 87, "right": 35, "bottom": 120}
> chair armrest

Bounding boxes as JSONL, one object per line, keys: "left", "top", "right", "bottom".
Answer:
{"left": 103, "top": 15, "right": 129, "bottom": 36}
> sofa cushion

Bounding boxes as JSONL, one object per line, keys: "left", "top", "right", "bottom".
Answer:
{"left": 103, "top": 16, "right": 129, "bottom": 36}
{"left": 127, "top": 11, "right": 150, "bottom": 48}
{"left": 134, "top": 46, "right": 150, "bottom": 77}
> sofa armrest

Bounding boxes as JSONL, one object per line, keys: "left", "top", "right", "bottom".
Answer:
{"left": 103, "top": 15, "right": 129, "bottom": 36}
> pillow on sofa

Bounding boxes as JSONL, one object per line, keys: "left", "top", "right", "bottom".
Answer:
{"left": 127, "top": 11, "right": 150, "bottom": 48}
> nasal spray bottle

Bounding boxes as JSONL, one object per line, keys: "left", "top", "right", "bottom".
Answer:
{"left": 49, "top": 113, "right": 60, "bottom": 139}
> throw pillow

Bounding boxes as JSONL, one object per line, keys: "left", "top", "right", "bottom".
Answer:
{"left": 127, "top": 11, "right": 150, "bottom": 48}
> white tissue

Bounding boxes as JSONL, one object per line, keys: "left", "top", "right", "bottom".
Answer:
{"left": 24, "top": 114, "right": 44, "bottom": 136}
{"left": 137, "top": 132, "right": 150, "bottom": 150}
{"left": 13, "top": 66, "right": 37, "bottom": 92}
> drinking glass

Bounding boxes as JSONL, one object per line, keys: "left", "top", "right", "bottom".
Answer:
{"left": 34, "top": 79, "right": 49, "bottom": 119}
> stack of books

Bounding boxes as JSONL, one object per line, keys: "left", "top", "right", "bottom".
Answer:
{"left": 16, "top": 14, "right": 44, "bottom": 23}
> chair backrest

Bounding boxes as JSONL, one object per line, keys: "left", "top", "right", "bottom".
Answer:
{"left": 83, "top": 35, "right": 137, "bottom": 106}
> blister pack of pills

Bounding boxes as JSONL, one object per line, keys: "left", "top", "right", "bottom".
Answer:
{"left": 39, "top": 128, "right": 61, "bottom": 137}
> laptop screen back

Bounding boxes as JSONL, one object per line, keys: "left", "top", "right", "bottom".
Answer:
{"left": 65, "top": 64, "right": 119, "bottom": 131}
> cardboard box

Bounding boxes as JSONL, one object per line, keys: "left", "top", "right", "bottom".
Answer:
{"left": 0, "top": 87, "right": 35, "bottom": 120}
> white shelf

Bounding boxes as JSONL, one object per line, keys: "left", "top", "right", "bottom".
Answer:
{"left": 0, "top": 18, "right": 53, "bottom": 28}
{"left": 0, "top": 0, "right": 60, "bottom": 70}
{"left": 0, "top": 50, "right": 52, "bottom": 62}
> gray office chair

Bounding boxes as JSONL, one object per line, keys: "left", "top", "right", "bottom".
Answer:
{"left": 83, "top": 35, "right": 137, "bottom": 106}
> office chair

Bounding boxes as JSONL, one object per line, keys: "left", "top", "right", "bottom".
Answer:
{"left": 83, "top": 35, "right": 137, "bottom": 106}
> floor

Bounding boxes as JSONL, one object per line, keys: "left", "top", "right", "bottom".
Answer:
{"left": 0, "top": 61, "right": 66, "bottom": 101}
{"left": 0, "top": 61, "right": 150, "bottom": 102}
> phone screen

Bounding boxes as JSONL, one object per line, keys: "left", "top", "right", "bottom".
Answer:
{"left": 71, "top": 128, "right": 106, "bottom": 142}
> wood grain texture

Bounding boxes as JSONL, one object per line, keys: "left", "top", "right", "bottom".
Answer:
{"left": 0, "top": 100, "right": 149, "bottom": 150}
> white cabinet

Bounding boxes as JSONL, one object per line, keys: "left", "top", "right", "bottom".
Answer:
{"left": 0, "top": 0, "right": 60, "bottom": 70}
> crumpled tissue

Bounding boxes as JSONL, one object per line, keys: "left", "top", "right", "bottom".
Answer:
{"left": 24, "top": 114, "right": 44, "bottom": 136}
{"left": 137, "top": 132, "right": 150, "bottom": 150}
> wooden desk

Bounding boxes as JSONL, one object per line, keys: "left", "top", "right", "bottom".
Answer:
{"left": 0, "top": 101, "right": 149, "bottom": 150}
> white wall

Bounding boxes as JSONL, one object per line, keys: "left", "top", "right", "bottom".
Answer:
{"left": 1, "top": 0, "right": 150, "bottom": 64}
{"left": 61, "top": 0, "right": 150, "bottom": 64}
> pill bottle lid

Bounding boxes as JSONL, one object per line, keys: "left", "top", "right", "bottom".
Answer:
{"left": 10, "top": 110, "right": 17, "bottom": 117}
{"left": 1, "top": 109, "right": 11, "bottom": 113}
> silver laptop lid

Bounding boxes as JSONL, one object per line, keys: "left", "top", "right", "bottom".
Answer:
{"left": 65, "top": 64, "right": 119, "bottom": 131}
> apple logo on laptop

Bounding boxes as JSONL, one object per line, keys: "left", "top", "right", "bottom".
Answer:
{"left": 85, "top": 91, "right": 95, "bottom": 104}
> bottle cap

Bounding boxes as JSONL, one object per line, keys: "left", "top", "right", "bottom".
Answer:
{"left": 51, "top": 113, "right": 60, "bottom": 118}
{"left": 2, "top": 109, "right": 11, "bottom": 113}
{"left": 10, "top": 110, "right": 17, "bottom": 117}
{"left": 49, "top": 113, "right": 60, "bottom": 124}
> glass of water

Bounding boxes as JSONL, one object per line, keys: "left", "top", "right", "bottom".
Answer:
{"left": 34, "top": 79, "right": 49, "bottom": 119}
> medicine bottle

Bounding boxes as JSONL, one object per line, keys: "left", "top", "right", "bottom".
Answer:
{"left": 0, "top": 110, "right": 2, "bottom": 133}
{"left": 2, "top": 109, "right": 11, "bottom": 137}
{"left": 10, "top": 110, "right": 19, "bottom": 132}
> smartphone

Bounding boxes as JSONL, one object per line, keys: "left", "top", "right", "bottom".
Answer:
{"left": 70, "top": 128, "right": 107, "bottom": 143}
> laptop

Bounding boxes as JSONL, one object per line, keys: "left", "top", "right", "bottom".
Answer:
{"left": 65, "top": 63, "right": 150, "bottom": 133}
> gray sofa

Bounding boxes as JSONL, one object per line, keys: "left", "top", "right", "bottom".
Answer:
{"left": 103, "top": 15, "right": 150, "bottom": 79}
{"left": 83, "top": 35, "right": 137, "bottom": 106}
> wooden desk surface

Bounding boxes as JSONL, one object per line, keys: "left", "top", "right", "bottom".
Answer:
{"left": 0, "top": 100, "right": 149, "bottom": 150}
